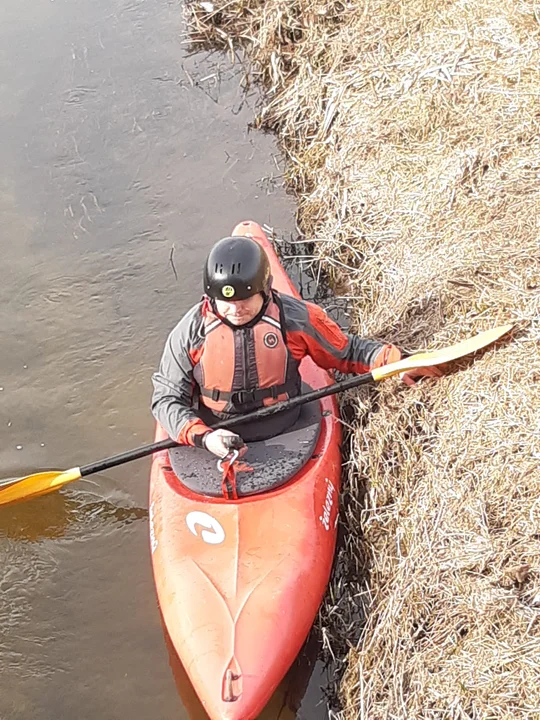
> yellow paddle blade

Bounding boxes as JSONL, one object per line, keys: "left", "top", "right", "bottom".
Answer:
{"left": 0, "top": 467, "right": 81, "bottom": 507}
{"left": 372, "top": 324, "right": 513, "bottom": 382}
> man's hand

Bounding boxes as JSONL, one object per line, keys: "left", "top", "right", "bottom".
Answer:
{"left": 203, "top": 429, "right": 247, "bottom": 459}
{"left": 400, "top": 366, "right": 443, "bottom": 386}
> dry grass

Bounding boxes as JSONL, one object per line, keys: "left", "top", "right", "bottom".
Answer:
{"left": 186, "top": 1, "right": 540, "bottom": 717}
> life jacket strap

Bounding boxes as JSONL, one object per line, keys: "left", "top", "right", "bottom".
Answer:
{"left": 200, "top": 378, "right": 297, "bottom": 407}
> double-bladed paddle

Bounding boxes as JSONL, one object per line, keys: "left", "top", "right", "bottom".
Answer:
{"left": 0, "top": 323, "right": 512, "bottom": 507}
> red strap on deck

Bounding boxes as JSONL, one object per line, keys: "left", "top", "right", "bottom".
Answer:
{"left": 217, "top": 450, "right": 239, "bottom": 500}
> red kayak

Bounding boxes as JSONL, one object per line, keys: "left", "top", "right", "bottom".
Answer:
{"left": 149, "top": 221, "right": 342, "bottom": 720}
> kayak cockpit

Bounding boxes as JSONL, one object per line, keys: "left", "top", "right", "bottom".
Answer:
{"left": 169, "top": 400, "right": 322, "bottom": 497}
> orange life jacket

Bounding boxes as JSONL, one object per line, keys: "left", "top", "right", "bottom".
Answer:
{"left": 193, "top": 294, "right": 300, "bottom": 416}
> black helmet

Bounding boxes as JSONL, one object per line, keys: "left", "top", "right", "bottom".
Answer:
{"left": 203, "top": 236, "right": 271, "bottom": 301}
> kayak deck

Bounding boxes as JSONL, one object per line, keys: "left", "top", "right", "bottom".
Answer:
{"left": 168, "top": 396, "right": 322, "bottom": 497}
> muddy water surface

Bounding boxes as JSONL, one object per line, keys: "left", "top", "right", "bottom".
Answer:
{"left": 0, "top": 0, "right": 331, "bottom": 718}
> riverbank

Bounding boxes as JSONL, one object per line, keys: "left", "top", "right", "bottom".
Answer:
{"left": 186, "top": 1, "right": 540, "bottom": 716}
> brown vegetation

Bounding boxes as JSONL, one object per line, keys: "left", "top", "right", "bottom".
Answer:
{"left": 186, "top": 1, "right": 540, "bottom": 717}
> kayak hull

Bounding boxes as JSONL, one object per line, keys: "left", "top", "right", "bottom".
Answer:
{"left": 150, "top": 221, "right": 341, "bottom": 720}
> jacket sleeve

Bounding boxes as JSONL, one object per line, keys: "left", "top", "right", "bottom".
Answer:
{"left": 280, "top": 294, "right": 401, "bottom": 374}
{"left": 151, "top": 307, "right": 211, "bottom": 446}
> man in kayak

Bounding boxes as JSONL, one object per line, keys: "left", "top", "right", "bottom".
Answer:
{"left": 152, "top": 236, "right": 440, "bottom": 459}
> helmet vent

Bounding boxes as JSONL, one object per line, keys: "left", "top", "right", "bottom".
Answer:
{"left": 231, "top": 262, "right": 241, "bottom": 274}
{"left": 215, "top": 263, "right": 224, "bottom": 274}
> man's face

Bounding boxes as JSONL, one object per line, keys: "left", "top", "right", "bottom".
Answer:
{"left": 214, "top": 293, "right": 264, "bottom": 326}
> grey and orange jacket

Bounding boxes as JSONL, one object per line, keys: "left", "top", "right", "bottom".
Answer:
{"left": 151, "top": 291, "right": 401, "bottom": 446}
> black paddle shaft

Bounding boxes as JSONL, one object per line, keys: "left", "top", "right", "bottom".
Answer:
{"left": 79, "top": 370, "right": 375, "bottom": 477}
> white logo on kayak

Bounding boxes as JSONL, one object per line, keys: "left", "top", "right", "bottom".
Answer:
{"left": 149, "top": 501, "right": 158, "bottom": 554}
{"left": 319, "top": 479, "right": 336, "bottom": 532}
{"left": 186, "top": 511, "right": 225, "bottom": 545}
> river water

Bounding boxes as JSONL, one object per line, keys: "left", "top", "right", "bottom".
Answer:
{"left": 0, "top": 0, "right": 328, "bottom": 717}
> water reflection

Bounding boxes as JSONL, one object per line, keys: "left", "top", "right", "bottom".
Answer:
{"left": 0, "top": 477, "right": 147, "bottom": 543}
{"left": 0, "top": 479, "right": 148, "bottom": 693}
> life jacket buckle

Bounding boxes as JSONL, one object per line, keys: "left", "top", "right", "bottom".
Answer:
{"left": 230, "top": 389, "right": 254, "bottom": 405}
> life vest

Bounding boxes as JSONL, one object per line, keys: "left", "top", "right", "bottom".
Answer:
{"left": 193, "top": 294, "right": 300, "bottom": 417}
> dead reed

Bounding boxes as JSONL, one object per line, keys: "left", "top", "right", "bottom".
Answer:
{"left": 186, "top": 0, "right": 540, "bottom": 716}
